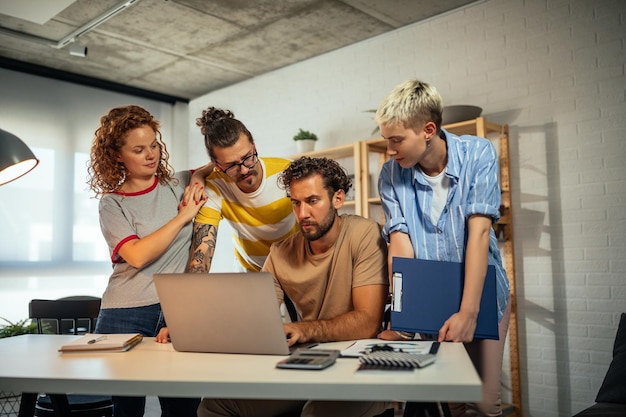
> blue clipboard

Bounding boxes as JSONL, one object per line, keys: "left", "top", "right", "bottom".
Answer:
{"left": 390, "top": 257, "right": 499, "bottom": 340}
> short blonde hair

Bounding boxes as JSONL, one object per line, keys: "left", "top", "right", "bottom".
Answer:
{"left": 375, "top": 80, "right": 443, "bottom": 131}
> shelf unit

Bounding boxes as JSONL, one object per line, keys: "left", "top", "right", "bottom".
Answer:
{"left": 293, "top": 117, "right": 520, "bottom": 416}
{"left": 446, "top": 118, "right": 520, "bottom": 417}
{"left": 291, "top": 142, "right": 363, "bottom": 216}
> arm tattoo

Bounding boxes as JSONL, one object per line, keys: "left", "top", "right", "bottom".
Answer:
{"left": 187, "top": 223, "right": 218, "bottom": 273}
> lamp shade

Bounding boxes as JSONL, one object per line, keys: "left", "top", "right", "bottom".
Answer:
{"left": 0, "top": 128, "right": 39, "bottom": 186}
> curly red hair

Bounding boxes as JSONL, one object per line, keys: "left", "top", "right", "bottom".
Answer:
{"left": 87, "top": 105, "right": 174, "bottom": 197}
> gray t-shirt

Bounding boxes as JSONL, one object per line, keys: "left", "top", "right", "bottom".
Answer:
{"left": 98, "top": 171, "right": 192, "bottom": 309}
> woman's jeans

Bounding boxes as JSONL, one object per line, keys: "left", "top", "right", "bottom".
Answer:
{"left": 95, "top": 304, "right": 200, "bottom": 417}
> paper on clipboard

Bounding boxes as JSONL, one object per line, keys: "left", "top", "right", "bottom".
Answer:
{"left": 341, "top": 338, "right": 436, "bottom": 357}
{"left": 392, "top": 272, "right": 403, "bottom": 312}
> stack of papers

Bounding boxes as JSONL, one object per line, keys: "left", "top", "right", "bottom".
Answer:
{"left": 341, "top": 339, "right": 440, "bottom": 371}
{"left": 358, "top": 343, "right": 440, "bottom": 370}
{"left": 340, "top": 339, "right": 437, "bottom": 357}
{"left": 58, "top": 333, "right": 143, "bottom": 353}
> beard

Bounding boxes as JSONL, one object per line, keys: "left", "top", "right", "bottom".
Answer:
{"left": 235, "top": 168, "right": 259, "bottom": 191}
{"left": 299, "top": 207, "right": 337, "bottom": 241}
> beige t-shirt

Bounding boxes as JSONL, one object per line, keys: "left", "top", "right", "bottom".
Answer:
{"left": 263, "top": 214, "right": 389, "bottom": 321}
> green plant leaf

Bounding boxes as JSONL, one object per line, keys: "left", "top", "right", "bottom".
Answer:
{"left": 293, "top": 128, "right": 318, "bottom": 141}
{"left": 363, "top": 109, "right": 380, "bottom": 135}
{"left": 0, "top": 317, "right": 37, "bottom": 338}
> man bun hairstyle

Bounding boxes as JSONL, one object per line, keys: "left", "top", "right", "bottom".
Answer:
{"left": 196, "top": 107, "right": 254, "bottom": 161}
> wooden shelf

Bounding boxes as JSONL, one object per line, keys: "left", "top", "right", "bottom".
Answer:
{"left": 444, "top": 118, "right": 520, "bottom": 417}
{"left": 290, "top": 142, "right": 357, "bottom": 160}
{"left": 292, "top": 142, "right": 363, "bottom": 215}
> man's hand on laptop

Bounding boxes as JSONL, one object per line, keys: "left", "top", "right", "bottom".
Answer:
{"left": 156, "top": 327, "right": 170, "bottom": 344}
{"left": 284, "top": 323, "right": 308, "bottom": 347}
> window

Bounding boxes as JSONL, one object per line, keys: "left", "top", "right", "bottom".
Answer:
{"left": 0, "top": 147, "right": 108, "bottom": 262}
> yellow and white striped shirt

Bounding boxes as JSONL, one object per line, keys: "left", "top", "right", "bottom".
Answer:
{"left": 196, "top": 157, "right": 298, "bottom": 271}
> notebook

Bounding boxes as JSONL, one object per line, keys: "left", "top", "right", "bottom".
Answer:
{"left": 390, "top": 257, "right": 499, "bottom": 340}
{"left": 154, "top": 272, "right": 295, "bottom": 355}
{"left": 58, "top": 333, "right": 143, "bottom": 353}
{"left": 358, "top": 341, "right": 440, "bottom": 370}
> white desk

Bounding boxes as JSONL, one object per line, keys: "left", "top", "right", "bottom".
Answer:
{"left": 0, "top": 335, "right": 481, "bottom": 403}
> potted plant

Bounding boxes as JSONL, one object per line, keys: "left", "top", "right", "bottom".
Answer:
{"left": 293, "top": 129, "right": 318, "bottom": 153}
{"left": 0, "top": 317, "right": 36, "bottom": 338}
{"left": 364, "top": 109, "right": 380, "bottom": 136}
{"left": 0, "top": 318, "right": 37, "bottom": 416}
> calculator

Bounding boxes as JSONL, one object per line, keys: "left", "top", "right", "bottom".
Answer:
{"left": 276, "top": 348, "right": 340, "bottom": 370}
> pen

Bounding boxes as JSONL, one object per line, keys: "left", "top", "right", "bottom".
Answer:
{"left": 87, "top": 336, "right": 106, "bottom": 344}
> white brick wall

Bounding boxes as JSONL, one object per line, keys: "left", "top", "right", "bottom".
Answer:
{"left": 190, "top": 0, "right": 626, "bottom": 415}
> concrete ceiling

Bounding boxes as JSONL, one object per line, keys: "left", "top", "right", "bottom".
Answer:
{"left": 0, "top": 0, "right": 478, "bottom": 102}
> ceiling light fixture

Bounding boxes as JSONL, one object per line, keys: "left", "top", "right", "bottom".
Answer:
{"left": 0, "top": 0, "right": 139, "bottom": 51}
{"left": 55, "top": 0, "right": 140, "bottom": 49}
{"left": 69, "top": 44, "right": 88, "bottom": 57}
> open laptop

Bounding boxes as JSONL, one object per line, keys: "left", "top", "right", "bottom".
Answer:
{"left": 154, "top": 272, "right": 305, "bottom": 355}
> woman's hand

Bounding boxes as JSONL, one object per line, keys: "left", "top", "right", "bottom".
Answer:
{"left": 438, "top": 311, "right": 477, "bottom": 343}
{"left": 156, "top": 327, "right": 170, "bottom": 343}
{"left": 178, "top": 182, "right": 206, "bottom": 220}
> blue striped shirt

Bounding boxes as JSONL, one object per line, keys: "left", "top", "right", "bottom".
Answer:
{"left": 378, "top": 129, "right": 510, "bottom": 321}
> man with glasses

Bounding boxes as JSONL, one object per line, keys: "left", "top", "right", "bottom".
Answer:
{"left": 188, "top": 107, "right": 298, "bottom": 273}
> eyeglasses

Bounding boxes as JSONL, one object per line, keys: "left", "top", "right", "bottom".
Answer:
{"left": 216, "top": 151, "right": 259, "bottom": 178}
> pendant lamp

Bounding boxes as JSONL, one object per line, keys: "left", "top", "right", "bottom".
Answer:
{"left": 0, "top": 128, "right": 39, "bottom": 186}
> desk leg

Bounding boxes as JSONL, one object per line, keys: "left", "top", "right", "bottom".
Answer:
{"left": 49, "top": 394, "right": 71, "bottom": 417}
{"left": 18, "top": 393, "right": 37, "bottom": 417}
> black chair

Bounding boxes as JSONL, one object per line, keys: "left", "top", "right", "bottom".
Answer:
{"left": 25, "top": 296, "right": 113, "bottom": 417}
{"left": 402, "top": 402, "right": 451, "bottom": 417}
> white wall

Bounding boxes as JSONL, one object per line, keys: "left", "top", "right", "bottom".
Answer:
{"left": 189, "top": 0, "right": 626, "bottom": 416}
